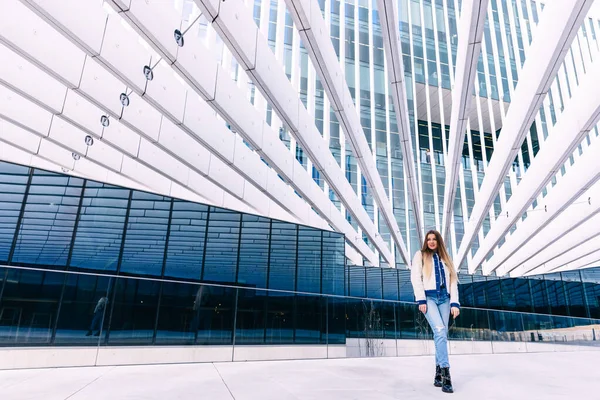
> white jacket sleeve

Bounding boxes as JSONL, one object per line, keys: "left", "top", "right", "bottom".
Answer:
{"left": 450, "top": 276, "right": 460, "bottom": 308}
{"left": 410, "top": 251, "right": 426, "bottom": 304}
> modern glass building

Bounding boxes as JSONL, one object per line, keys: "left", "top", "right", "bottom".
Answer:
{"left": 0, "top": 0, "right": 600, "bottom": 367}
{"left": 0, "top": 160, "right": 598, "bottom": 352}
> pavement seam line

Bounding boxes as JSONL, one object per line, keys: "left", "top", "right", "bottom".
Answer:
{"left": 212, "top": 363, "right": 236, "bottom": 400}
{"left": 63, "top": 366, "right": 117, "bottom": 400}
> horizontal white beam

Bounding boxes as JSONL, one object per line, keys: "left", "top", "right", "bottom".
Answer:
{"left": 550, "top": 249, "right": 600, "bottom": 274}
{"left": 500, "top": 183, "right": 600, "bottom": 277}
{"left": 191, "top": 0, "right": 392, "bottom": 264}
{"left": 514, "top": 212, "right": 600, "bottom": 277}
{"left": 375, "top": 0, "right": 419, "bottom": 254}
{"left": 471, "top": 50, "right": 600, "bottom": 273}
{"left": 441, "top": 0, "right": 489, "bottom": 239}
{"left": 483, "top": 135, "right": 600, "bottom": 276}
{"left": 456, "top": 0, "right": 594, "bottom": 272}
{"left": 13, "top": 0, "right": 377, "bottom": 263}
{"left": 283, "top": 0, "right": 410, "bottom": 263}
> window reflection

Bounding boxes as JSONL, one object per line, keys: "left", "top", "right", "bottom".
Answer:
{"left": 0, "top": 163, "right": 28, "bottom": 263}
{"left": 69, "top": 182, "right": 128, "bottom": 272}
{"left": 164, "top": 201, "right": 208, "bottom": 280}
{"left": 12, "top": 171, "right": 83, "bottom": 267}
{"left": 119, "top": 193, "right": 170, "bottom": 277}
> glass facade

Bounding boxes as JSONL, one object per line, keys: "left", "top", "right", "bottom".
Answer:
{"left": 0, "top": 161, "right": 598, "bottom": 350}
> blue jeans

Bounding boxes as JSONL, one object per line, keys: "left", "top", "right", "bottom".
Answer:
{"left": 424, "top": 293, "right": 451, "bottom": 368}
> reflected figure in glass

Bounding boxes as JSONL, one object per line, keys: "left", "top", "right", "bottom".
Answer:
{"left": 411, "top": 230, "right": 460, "bottom": 394}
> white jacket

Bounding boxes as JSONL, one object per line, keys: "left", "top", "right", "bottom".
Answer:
{"left": 410, "top": 250, "right": 460, "bottom": 308}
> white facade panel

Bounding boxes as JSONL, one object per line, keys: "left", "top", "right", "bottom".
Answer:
{"left": 0, "top": 44, "right": 68, "bottom": 114}
{"left": 183, "top": 92, "right": 236, "bottom": 163}
{"left": 0, "top": 85, "right": 53, "bottom": 135}
{"left": 24, "top": 0, "right": 108, "bottom": 55}
{"left": 0, "top": 0, "right": 86, "bottom": 88}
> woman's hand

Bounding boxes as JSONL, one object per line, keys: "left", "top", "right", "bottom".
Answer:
{"left": 451, "top": 307, "right": 460, "bottom": 319}
{"left": 419, "top": 304, "right": 427, "bottom": 314}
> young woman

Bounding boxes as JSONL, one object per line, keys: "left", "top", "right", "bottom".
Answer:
{"left": 410, "top": 230, "right": 460, "bottom": 393}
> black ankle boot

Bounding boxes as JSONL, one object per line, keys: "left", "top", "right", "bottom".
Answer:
{"left": 441, "top": 367, "right": 454, "bottom": 393}
{"left": 434, "top": 365, "right": 442, "bottom": 387}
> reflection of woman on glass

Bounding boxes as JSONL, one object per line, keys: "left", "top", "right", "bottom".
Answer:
{"left": 411, "top": 230, "right": 460, "bottom": 393}
{"left": 86, "top": 296, "right": 108, "bottom": 337}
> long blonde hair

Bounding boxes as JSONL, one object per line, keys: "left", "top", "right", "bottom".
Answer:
{"left": 421, "top": 230, "right": 458, "bottom": 284}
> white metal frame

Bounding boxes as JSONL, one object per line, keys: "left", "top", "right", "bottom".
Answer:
{"left": 454, "top": 0, "right": 594, "bottom": 272}
{"left": 441, "top": 0, "right": 489, "bottom": 239}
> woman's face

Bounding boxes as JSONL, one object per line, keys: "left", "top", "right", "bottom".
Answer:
{"left": 426, "top": 233, "right": 438, "bottom": 251}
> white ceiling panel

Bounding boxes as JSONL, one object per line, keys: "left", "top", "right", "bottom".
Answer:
{"left": 120, "top": 92, "right": 163, "bottom": 142}
{"left": 183, "top": 92, "right": 235, "bottom": 163}
{"left": 121, "top": 154, "right": 171, "bottom": 194}
{"left": 173, "top": 29, "right": 218, "bottom": 101}
{"left": 0, "top": 44, "right": 68, "bottom": 114}
{"left": 137, "top": 137, "right": 190, "bottom": 186}
{"left": 99, "top": 14, "right": 152, "bottom": 93}
{"left": 85, "top": 137, "right": 125, "bottom": 172}
{"left": 157, "top": 117, "right": 211, "bottom": 176}
{"left": 232, "top": 135, "right": 267, "bottom": 192}
{"left": 124, "top": 0, "right": 180, "bottom": 63}
{"left": 0, "top": 0, "right": 86, "bottom": 88}
{"left": 143, "top": 60, "right": 187, "bottom": 123}
{"left": 0, "top": 119, "right": 41, "bottom": 154}
{"left": 25, "top": 0, "right": 108, "bottom": 55}
{"left": 48, "top": 115, "right": 89, "bottom": 155}
{"left": 207, "top": 156, "right": 245, "bottom": 200}
{"left": 61, "top": 90, "right": 105, "bottom": 137}
{"left": 78, "top": 56, "right": 127, "bottom": 117}
{"left": 0, "top": 85, "right": 53, "bottom": 135}
{"left": 101, "top": 118, "right": 141, "bottom": 158}
{"left": 212, "top": 66, "right": 264, "bottom": 151}
{"left": 37, "top": 139, "right": 76, "bottom": 170}
{"left": 187, "top": 169, "right": 225, "bottom": 206}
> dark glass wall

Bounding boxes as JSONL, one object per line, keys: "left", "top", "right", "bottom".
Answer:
{"left": 0, "top": 161, "right": 598, "bottom": 349}
{"left": 0, "top": 162, "right": 345, "bottom": 293}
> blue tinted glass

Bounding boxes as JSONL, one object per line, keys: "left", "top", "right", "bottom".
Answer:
{"left": 296, "top": 226, "right": 321, "bottom": 293}
{"left": 164, "top": 201, "right": 208, "bottom": 280}
{"left": 268, "top": 221, "right": 297, "bottom": 291}
{"left": 295, "top": 295, "right": 324, "bottom": 344}
{"left": 265, "top": 292, "right": 294, "bottom": 344}
{"left": 0, "top": 268, "right": 63, "bottom": 345}
{"left": 194, "top": 284, "right": 235, "bottom": 345}
{"left": 396, "top": 302, "right": 418, "bottom": 339}
{"left": 321, "top": 231, "right": 345, "bottom": 295}
{"left": 366, "top": 268, "right": 382, "bottom": 299}
{"left": 514, "top": 278, "right": 533, "bottom": 313}
{"left": 398, "top": 269, "right": 414, "bottom": 302}
{"left": 546, "top": 279, "right": 568, "bottom": 316}
{"left": 12, "top": 171, "right": 83, "bottom": 266}
{"left": 564, "top": 280, "right": 587, "bottom": 318}
{"left": 583, "top": 281, "right": 600, "bottom": 319}
{"left": 348, "top": 266, "right": 366, "bottom": 298}
{"left": 119, "top": 192, "right": 170, "bottom": 276}
{"left": 485, "top": 278, "right": 502, "bottom": 309}
{"left": 106, "top": 277, "right": 160, "bottom": 345}
{"left": 237, "top": 215, "right": 270, "bottom": 288}
{"left": 326, "top": 296, "right": 346, "bottom": 344}
{"left": 155, "top": 281, "right": 197, "bottom": 345}
{"left": 202, "top": 208, "right": 241, "bottom": 283}
{"left": 235, "top": 287, "right": 266, "bottom": 344}
{"left": 500, "top": 278, "right": 517, "bottom": 310}
{"left": 382, "top": 269, "right": 399, "bottom": 301}
{"left": 70, "top": 184, "right": 129, "bottom": 272}
{"left": 54, "top": 273, "right": 112, "bottom": 345}
{"left": 0, "top": 163, "right": 28, "bottom": 262}
{"left": 530, "top": 277, "right": 551, "bottom": 314}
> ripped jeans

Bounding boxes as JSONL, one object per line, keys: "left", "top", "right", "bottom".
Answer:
{"left": 424, "top": 292, "right": 451, "bottom": 368}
